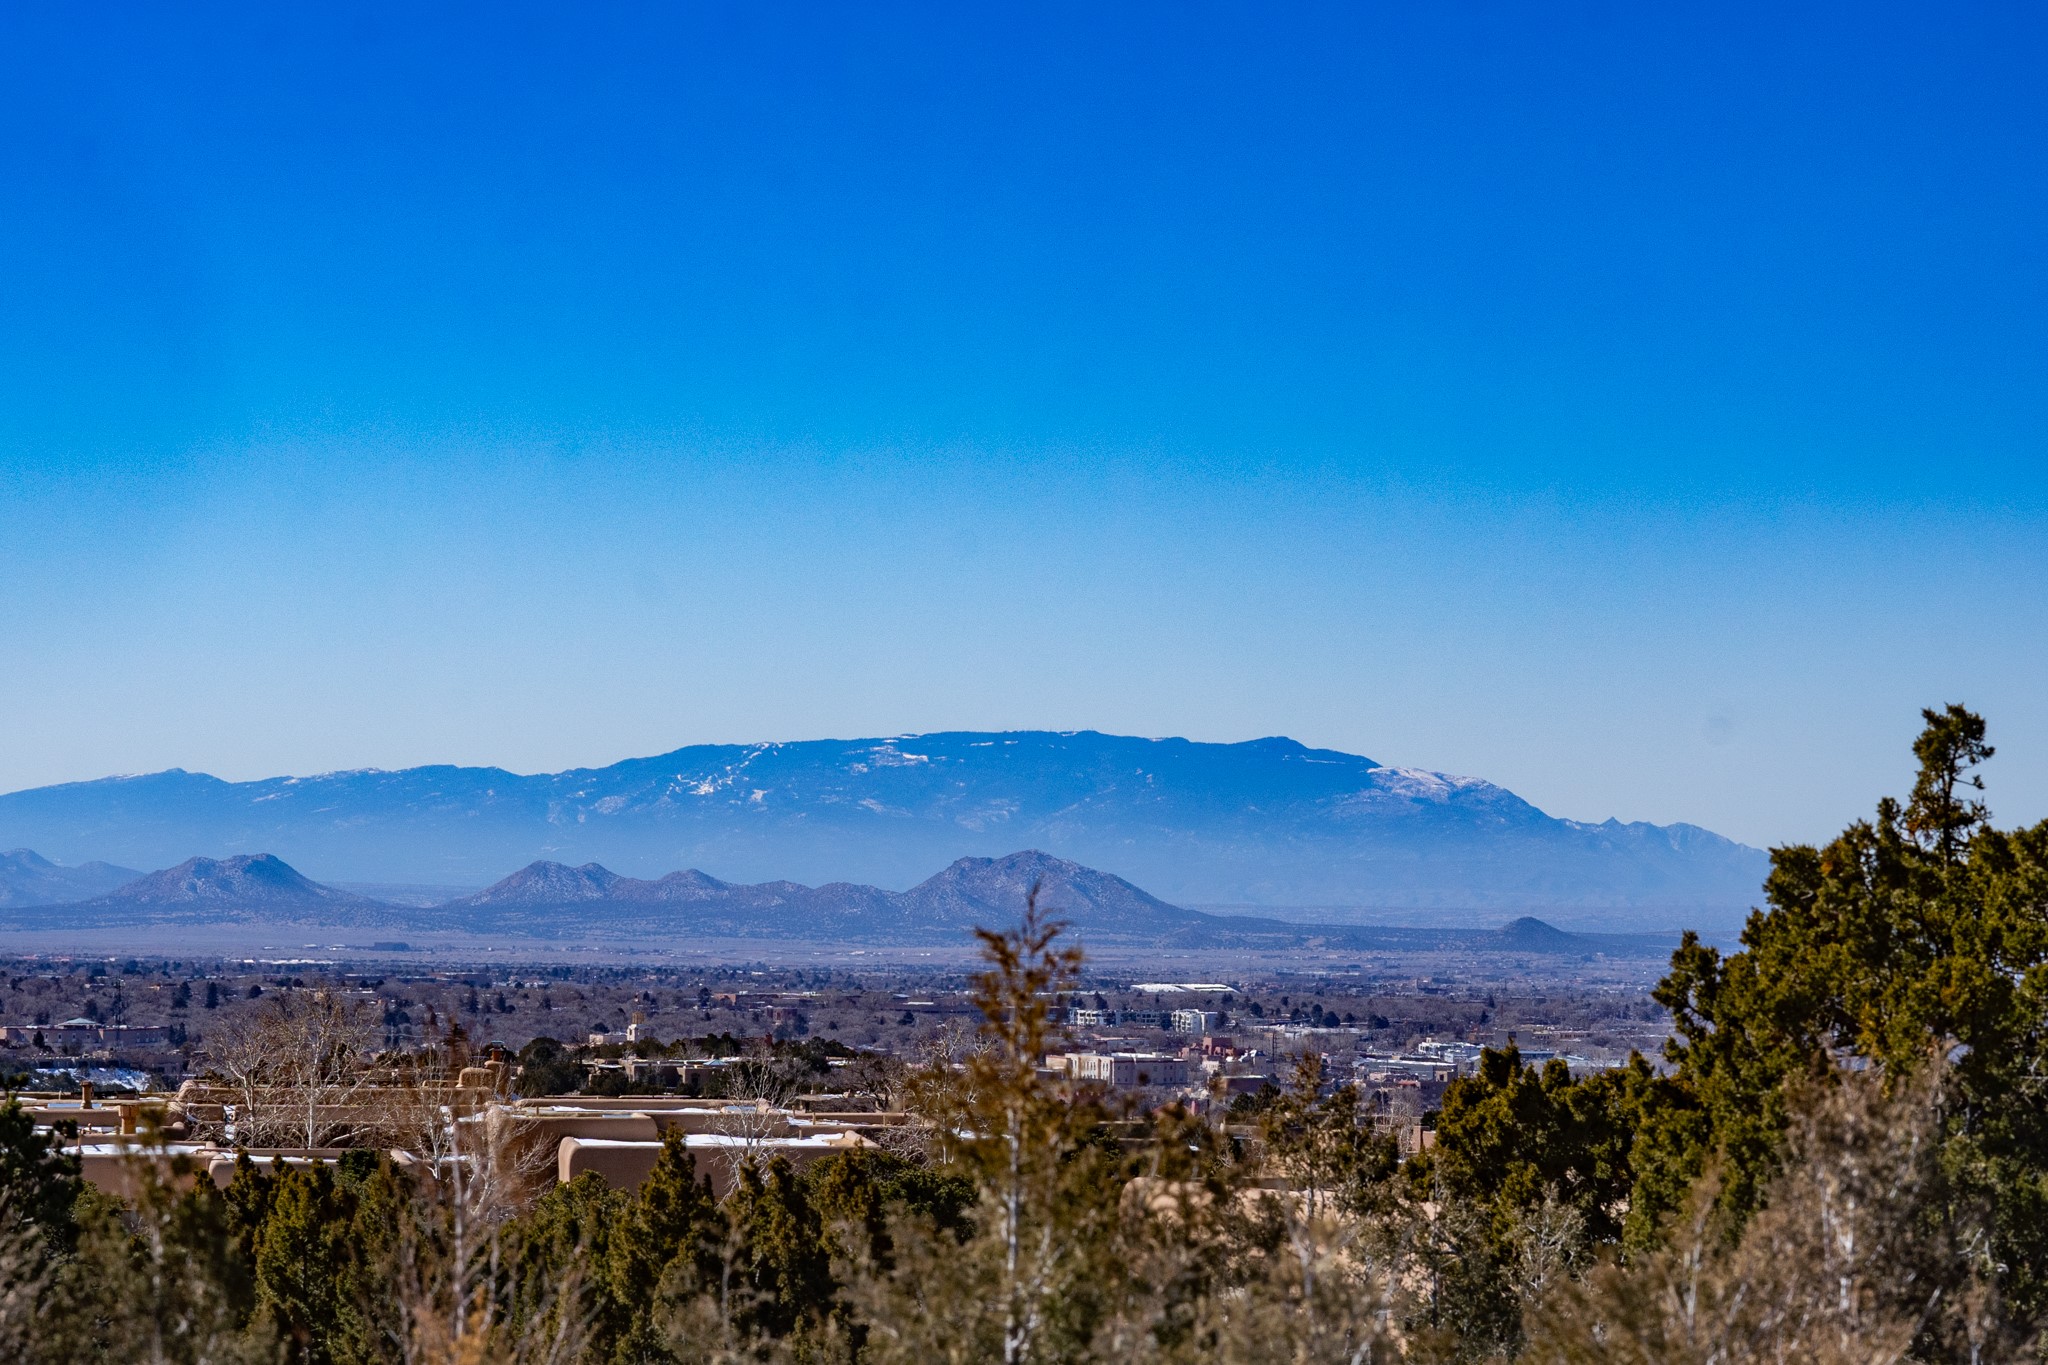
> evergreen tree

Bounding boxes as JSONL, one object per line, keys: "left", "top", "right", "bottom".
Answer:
{"left": 252, "top": 1164, "right": 365, "bottom": 1364}
{"left": 1417, "top": 1045, "right": 1689, "bottom": 1249}
{"left": 1646, "top": 704, "right": 2048, "bottom": 1317}
{"left": 802, "top": 1148, "right": 972, "bottom": 1275}
{"left": 719, "top": 1157, "right": 834, "bottom": 1342}
{"left": 499, "top": 1173, "right": 631, "bottom": 1360}
{"left": 47, "top": 1158, "right": 276, "bottom": 1365}
{"left": 0, "top": 1096, "right": 83, "bottom": 1362}
{"left": 0, "top": 1095, "right": 81, "bottom": 1251}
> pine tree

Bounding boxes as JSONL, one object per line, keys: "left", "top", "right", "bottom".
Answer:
{"left": 0, "top": 1095, "right": 81, "bottom": 1250}
{"left": 47, "top": 1158, "right": 277, "bottom": 1365}
{"left": 499, "top": 1172, "right": 631, "bottom": 1360}
{"left": 1646, "top": 704, "right": 2048, "bottom": 1322}
{"left": 246, "top": 1162, "right": 380, "bottom": 1365}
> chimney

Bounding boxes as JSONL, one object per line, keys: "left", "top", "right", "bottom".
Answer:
{"left": 80, "top": 1080, "right": 94, "bottom": 1109}
{"left": 118, "top": 1103, "right": 137, "bottom": 1136}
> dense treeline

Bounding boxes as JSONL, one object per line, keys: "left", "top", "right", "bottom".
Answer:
{"left": 3, "top": 705, "right": 2047, "bottom": 1362}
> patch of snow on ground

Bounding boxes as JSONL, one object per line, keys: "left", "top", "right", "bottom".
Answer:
{"left": 32, "top": 1065, "right": 154, "bottom": 1092}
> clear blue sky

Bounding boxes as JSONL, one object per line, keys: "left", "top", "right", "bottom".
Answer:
{"left": 1, "top": 3, "right": 2043, "bottom": 850}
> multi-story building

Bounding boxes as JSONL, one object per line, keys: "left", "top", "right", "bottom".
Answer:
{"left": 0, "top": 1020, "right": 172, "bottom": 1049}
{"left": 1064, "top": 1052, "right": 1192, "bottom": 1090}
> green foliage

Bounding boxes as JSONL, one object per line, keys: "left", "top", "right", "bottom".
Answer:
{"left": 0, "top": 1095, "right": 81, "bottom": 1251}
{"left": 1255, "top": 1055, "right": 1398, "bottom": 1217}
{"left": 516, "top": 1036, "right": 584, "bottom": 1096}
{"left": 241, "top": 1157, "right": 417, "bottom": 1365}
{"left": 48, "top": 1161, "right": 278, "bottom": 1365}
{"left": 500, "top": 1172, "right": 631, "bottom": 1356}
{"left": 720, "top": 1158, "right": 835, "bottom": 1341}
{"left": 801, "top": 1147, "right": 973, "bottom": 1272}
{"left": 1223, "top": 1082, "right": 1280, "bottom": 1121}
{"left": 1523, "top": 1069, "right": 2016, "bottom": 1365}
{"left": 691, "top": 1031, "right": 750, "bottom": 1059}
{"left": 1417, "top": 1045, "right": 1690, "bottom": 1249}
{"left": 253, "top": 1165, "right": 363, "bottom": 1361}
{"left": 1647, "top": 703, "right": 2048, "bottom": 1316}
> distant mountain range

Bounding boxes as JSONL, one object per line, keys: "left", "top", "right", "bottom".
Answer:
{"left": 0, "top": 849, "right": 140, "bottom": 908}
{"left": 444, "top": 849, "right": 1204, "bottom": 941}
{"left": 0, "top": 847, "right": 1675, "bottom": 957}
{"left": 0, "top": 731, "right": 1769, "bottom": 929}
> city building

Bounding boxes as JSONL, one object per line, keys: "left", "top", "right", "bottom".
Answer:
{"left": 1065, "top": 1052, "right": 1192, "bottom": 1089}
{"left": 0, "top": 1020, "right": 172, "bottom": 1049}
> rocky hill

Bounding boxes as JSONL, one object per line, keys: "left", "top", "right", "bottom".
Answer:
{"left": 422, "top": 848, "right": 1675, "bottom": 954}
{"left": 14, "top": 853, "right": 401, "bottom": 927}
{"left": 442, "top": 849, "right": 1176, "bottom": 940}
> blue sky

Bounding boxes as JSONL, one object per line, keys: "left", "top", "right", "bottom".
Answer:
{"left": 1, "top": 2, "right": 2043, "bottom": 849}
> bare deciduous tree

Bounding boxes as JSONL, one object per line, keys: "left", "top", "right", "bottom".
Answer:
{"left": 205, "top": 989, "right": 380, "bottom": 1149}
{"left": 375, "top": 1035, "right": 556, "bottom": 1358}
{"left": 843, "top": 1053, "right": 908, "bottom": 1112}
{"left": 702, "top": 1055, "right": 814, "bottom": 1193}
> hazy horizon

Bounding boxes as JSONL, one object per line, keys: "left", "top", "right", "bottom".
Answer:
{"left": 3, "top": 5, "right": 2043, "bottom": 849}
{"left": 1, "top": 712, "right": 2032, "bottom": 856}
{"left": 5, "top": 724, "right": 1763, "bottom": 822}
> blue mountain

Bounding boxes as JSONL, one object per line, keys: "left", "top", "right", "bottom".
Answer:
{"left": 0, "top": 731, "right": 1768, "bottom": 929}
{"left": 0, "top": 848, "right": 141, "bottom": 908}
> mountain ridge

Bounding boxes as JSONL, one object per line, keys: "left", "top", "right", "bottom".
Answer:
{"left": 444, "top": 849, "right": 1196, "bottom": 941}
{"left": 0, "top": 731, "right": 1769, "bottom": 929}
{"left": 42, "top": 853, "right": 403, "bottom": 926}
{"left": 0, "top": 848, "right": 141, "bottom": 908}
{"left": 0, "top": 847, "right": 1679, "bottom": 956}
